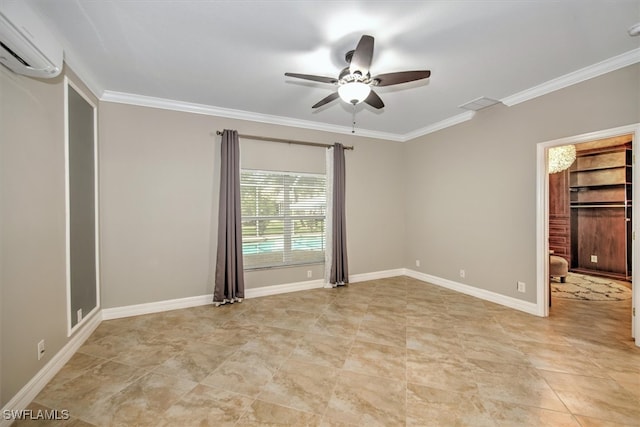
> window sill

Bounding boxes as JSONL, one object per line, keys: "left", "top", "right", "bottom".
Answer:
{"left": 244, "top": 261, "right": 325, "bottom": 272}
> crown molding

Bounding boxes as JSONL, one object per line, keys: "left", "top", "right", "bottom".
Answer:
{"left": 99, "top": 48, "right": 639, "bottom": 142}
{"left": 401, "top": 111, "right": 475, "bottom": 142}
{"left": 100, "top": 90, "right": 476, "bottom": 142}
{"left": 100, "top": 91, "right": 405, "bottom": 142}
{"left": 501, "top": 48, "right": 640, "bottom": 107}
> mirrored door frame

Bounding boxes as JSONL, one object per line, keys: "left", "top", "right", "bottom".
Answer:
{"left": 64, "top": 76, "right": 100, "bottom": 336}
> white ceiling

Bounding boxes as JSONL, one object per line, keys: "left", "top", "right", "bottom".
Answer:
{"left": 27, "top": 0, "right": 640, "bottom": 141}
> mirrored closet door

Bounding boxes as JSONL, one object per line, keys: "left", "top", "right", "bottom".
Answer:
{"left": 65, "top": 78, "right": 99, "bottom": 335}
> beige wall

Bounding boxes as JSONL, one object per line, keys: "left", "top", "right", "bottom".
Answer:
{"left": 0, "top": 66, "right": 97, "bottom": 405}
{"left": 99, "top": 104, "right": 406, "bottom": 307}
{"left": 98, "top": 104, "right": 216, "bottom": 308}
{"left": 403, "top": 63, "right": 640, "bottom": 303}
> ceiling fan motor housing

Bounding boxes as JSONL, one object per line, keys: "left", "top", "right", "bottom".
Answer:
{"left": 345, "top": 49, "right": 355, "bottom": 64}
{"left": 339, "top": 67, "right": 370, "bottom": 85}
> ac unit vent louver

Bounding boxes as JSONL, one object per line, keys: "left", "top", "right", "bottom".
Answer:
{"left": 0, "top": 40, "right": 30, "bottom": 66}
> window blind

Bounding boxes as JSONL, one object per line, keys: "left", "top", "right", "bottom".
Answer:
{"left": 240, "top": 169, "right": 326, "bottom": 269}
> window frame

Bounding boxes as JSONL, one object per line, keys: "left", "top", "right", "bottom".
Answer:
{"left": 240, "top": 168, "right": 327, "bottom": 270}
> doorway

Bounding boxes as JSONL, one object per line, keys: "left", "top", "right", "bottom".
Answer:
{"left": 536, "top": 124, "right": 640, "bottom": 347}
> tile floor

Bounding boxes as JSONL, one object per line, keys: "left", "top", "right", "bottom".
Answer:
{"left": 15, "top": 276, "right": 640, "bottom": 426}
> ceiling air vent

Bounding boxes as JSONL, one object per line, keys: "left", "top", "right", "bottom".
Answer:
{"left": 458, "top": 96, "right": 501, "bottom": 111}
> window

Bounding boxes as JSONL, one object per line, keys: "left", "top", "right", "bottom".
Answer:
{"left": 241, "top": 170, "right": 326, "bottom": 269}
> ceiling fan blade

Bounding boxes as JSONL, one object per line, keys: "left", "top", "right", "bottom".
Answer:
{"left": 349, "top": 35, "right": 374, "bottom": 76}
{"left": 364, "top": 89, "right": 384, "bottom": 109}
{"left": 372, "top": 70, "right": 431, "bottom": 87}
{"left": 312, "top": 92, "right": 340, "bottom": 108}
{"left": 285, "top": 73, "right": 338, "bottom": 84}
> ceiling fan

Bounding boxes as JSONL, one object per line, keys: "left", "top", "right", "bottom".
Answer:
{"left": 284, "top": 35, "right": 431, "bottom": 109}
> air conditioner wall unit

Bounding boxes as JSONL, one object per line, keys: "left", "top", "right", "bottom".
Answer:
{"left": 0, "top": 1, "right": 62, "bottom": 78}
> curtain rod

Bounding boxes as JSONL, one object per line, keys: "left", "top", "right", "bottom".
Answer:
{"left": 215, "top": 131, "right": 354, "bottom": 150}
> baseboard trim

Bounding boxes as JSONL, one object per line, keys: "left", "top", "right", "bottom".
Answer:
{"left": 101, "top": 268, "right": 406, "bottom": 320}
{"left": 101, "top": 267, "right": 538, "bottom": 322}
{"left": 0, "top": 313, "right": 102, "bottom": 427}
{"left": 350, "top": 268, "right": 406, "bottom": 283}
{"left": 101, "top": 280, "right": 328, "bottom": 320}
{"left": 102, "top": 294, "right": 212, "bottom": 320}
{"left": 245, "top": 278, "right": 325, "bottom": 298}
{"left": 404, "top": 269, "right": 539, "bottom": 316}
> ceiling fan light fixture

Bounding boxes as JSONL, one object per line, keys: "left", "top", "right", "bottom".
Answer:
{"left": 338, "top": 81, "right": 371, "bottom": 104}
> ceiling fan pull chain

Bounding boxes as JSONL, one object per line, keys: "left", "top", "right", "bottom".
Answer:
{"left": 351, "top": 104, "right": 356, "bottom": 133}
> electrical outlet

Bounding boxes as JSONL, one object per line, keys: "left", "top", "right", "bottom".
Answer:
{"left": 307, "top": 270, "right": 312, "bottom": 278}
{"left": 590, "top": 255, "right": 598, "bottom": 263}
{"left": 459, "top": 269, "right": 465, "bottom": 278}
{"left": 415, "top": 259, "right": 420, "bottom": 267}
{"left": 37, "top": 339, "right": 45, "bottom": 360}
{"left": 77, "top": 308, "right": 83, "bottom": 323}
{"left": 517, "top": 281, "right": 526, "bottom": 293}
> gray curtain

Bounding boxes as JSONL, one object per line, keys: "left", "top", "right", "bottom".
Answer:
{"left": 214, "top": 129, "right": 245, "bottom": 305}
{"left": 330, "top": 143, "right": 349, "bottom": 284}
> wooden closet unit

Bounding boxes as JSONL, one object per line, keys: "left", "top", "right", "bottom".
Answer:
{"left": 549, "top": 169, "right": 571, "bottom": 263}
{"left": 569, "top": 137, "right": 632, "bottom": 280}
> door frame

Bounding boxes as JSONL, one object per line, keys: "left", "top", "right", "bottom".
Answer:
{"left": 536, "top": 123, "right": 640, "bottom": 346}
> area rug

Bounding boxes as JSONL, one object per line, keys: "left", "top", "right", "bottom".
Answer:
{"left": 551, "top": 273, "right": 632, "bottom": 301}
